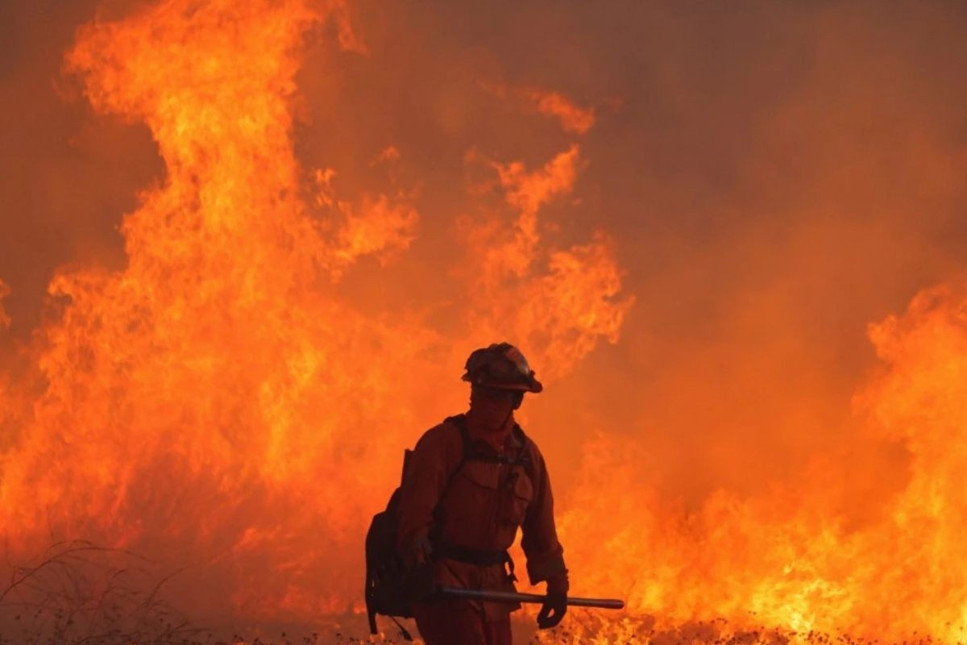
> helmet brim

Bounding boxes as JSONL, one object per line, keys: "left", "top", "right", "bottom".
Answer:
{"left": 463, "top": 374, "right": 543, "bottom": 393}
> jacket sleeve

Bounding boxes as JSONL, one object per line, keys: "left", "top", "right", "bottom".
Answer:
{"left": 396, "top": 424, "right": 461, "bottom": 549}
{"left": 520, "top": 441, "right": 569, "bottom": 589}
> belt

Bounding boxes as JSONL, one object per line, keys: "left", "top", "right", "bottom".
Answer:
{"left": 436, "top": 543, "right": 511, "bottom": 567}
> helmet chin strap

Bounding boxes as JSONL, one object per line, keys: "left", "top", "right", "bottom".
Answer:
{"left": 474, "top": 406, "right": 514, "bottom": 427}
{"left": 468, "top": 386, "right": 523, "bottom": 434}
{"left": 495, "top": 399, "right": 521, "bottom": 433}
{"left": 501, "top": 407, "right": 514, "bottom": 428}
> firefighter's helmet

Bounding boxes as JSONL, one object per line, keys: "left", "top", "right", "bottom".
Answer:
{"left": 462, "top": 343, "right": 543, "bottom": 393}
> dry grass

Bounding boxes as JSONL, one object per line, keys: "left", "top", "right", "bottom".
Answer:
{"left": 0, "top": 540, "right": 203, "bottom": 645}
{"left": 0, "top": 548, "right": 953, "bottom": 644}
{"left": 526, "top": 611, "right": 948, "bottom": 645}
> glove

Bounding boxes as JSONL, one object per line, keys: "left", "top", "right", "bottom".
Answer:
{"left": 536, "top": 575, "right": 568, "bottom": 629}
{"left": 401, "top": 534, "right": 434, "bottom": 568}
{"left": 397, "top": 534, "right": 436, "bottom": 603}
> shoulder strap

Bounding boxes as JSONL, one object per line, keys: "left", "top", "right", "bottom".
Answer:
{"left": 447, "top": 415, "right": 534, "bottom": 475}
{"left": 514, "top": 426, "right": 535, "bottom": 478}
{"left": 436, "top": 415, "right": 472, "bottom": 501}
{"left": 427, "top": 416, "right": 471, "bottom": 540}
{"left": 428, "top": 416, "right": 538, "bottom": 545}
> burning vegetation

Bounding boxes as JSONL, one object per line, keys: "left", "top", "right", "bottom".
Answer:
{"left": 2, "top": 0, "right": 967, "bottom": 643}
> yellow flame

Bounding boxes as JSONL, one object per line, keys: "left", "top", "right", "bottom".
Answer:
{"left": 0, "top": 0, "right": 630, "bottom": 627}
{"left": 6, "top": 0, "right": 963, "bottom": 641}
{"left": 557, "top": 285, "right": 967, "bottom": 642}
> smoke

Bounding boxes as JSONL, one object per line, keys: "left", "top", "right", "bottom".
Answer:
{"left": 287, "top": 0, "right": 967, "bottom": 503}
{"left": 0, "top": 1, "right": 160, "bottom": 344}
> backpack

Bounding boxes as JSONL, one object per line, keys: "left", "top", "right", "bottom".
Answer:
{"left": 364, "top": 414, "right": 532, "bottom": 639}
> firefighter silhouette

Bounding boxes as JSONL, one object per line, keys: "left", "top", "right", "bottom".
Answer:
{"left": 397, "top": 343, "right": 568, "bottom": 644}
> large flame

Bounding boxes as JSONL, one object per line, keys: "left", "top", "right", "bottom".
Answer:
{"left": 1, "top": 0, "right": 966, "bottom": 643}
{"left": 0, "top": 0, "right": 628, "bottom": 633}
{"left": 555, "top": 286, "right": 967, "bottom": 642}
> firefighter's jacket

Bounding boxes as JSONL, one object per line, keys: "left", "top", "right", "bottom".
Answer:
{"left": 397, "top": 416, "right": 567, "bottom": 620}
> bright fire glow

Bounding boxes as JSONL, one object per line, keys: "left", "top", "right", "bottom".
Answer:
{"left": 0, "top": 0, "right": 628, "bottom": 632}
{"left": 1, "top": 1, "right": 965, "bottom": 643}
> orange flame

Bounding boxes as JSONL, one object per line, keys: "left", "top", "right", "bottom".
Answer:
{"left": 2, "top": 0, "right": 964, "bottom": 642}
{"left": 482, "top": 82, "right": 597, "bottom": 135}
{"left": 554, "top": 285, "right": 967, "bottom": 642}
{"left": 0, "top": 0, "right": 629, "bottom": 630}
{"left": 524, "top": 89, "right": 596, "bottom": 135}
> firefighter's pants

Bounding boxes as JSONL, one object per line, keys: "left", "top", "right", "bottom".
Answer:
{"left": 413, "top": 600, "right": 512, "bottom": 645}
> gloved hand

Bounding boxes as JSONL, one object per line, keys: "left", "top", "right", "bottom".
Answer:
{"left": 397, "top": 534, "right": 436, "bottom": 603}
{"left": 537, "top": 575, "right": 568, "bottom": 629}
{"left": 401, "top": 534, "right": 434, "bottom": 568}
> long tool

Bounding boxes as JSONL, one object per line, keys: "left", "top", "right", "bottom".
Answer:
{"left": 438, "top": 586, "right": 625, "bottom": 610}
